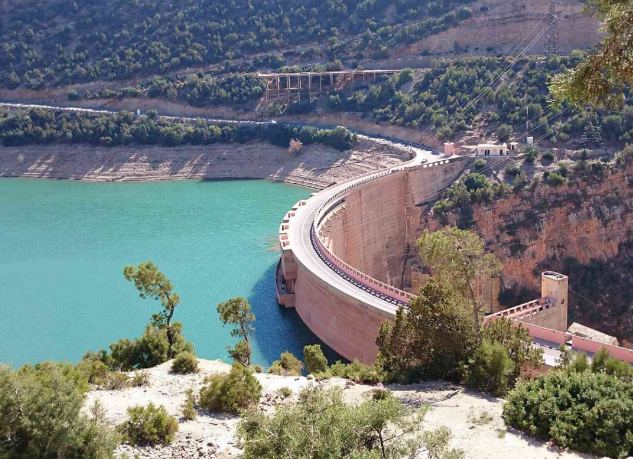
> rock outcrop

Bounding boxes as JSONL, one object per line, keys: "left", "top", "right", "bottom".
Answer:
{"left": 418, "top": 166, "right": 633, "bottom": 345}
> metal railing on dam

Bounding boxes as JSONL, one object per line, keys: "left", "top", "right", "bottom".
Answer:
{"left": 308, "top": 157, "right": 457, "bottom": 306}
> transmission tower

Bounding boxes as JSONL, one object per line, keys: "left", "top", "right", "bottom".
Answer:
{"left": 543, "top": 2, "right": 560, "bottom": 57}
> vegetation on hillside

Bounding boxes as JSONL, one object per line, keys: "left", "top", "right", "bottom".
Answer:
{"left": 0, "top": 106, "right": 358, "bottom": 150}
{"left": 324, "top": 54, "right": 633, "bottom": 145}
{"left": 0, "top": 0, "right": 476, "bottom": 88}
{"left": 0, "top": 362, "right": 119, "bottom": 459}
{"left": 237, "top": 385, "right": 464, "bottom": 459}
{"left": 504, "top": 347, "right": 633, "bottom": 458}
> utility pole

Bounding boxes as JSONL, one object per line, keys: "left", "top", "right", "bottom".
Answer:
{"left": 543, "top": 2, "right": 560, "bottom": 57}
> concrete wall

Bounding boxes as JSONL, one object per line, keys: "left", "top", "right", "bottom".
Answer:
{"left": 293, "top": 256, "right": 393, "bottom": 363}
{"left": 291, "top": 160, "right": 466, "bottom": 363}
{"left": 323, "top": 160, "right": 466, "bottom": 288}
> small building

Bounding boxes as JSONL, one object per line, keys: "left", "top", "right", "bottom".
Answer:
{"left": 444, "top": 142, "right": 455, "bottom": 156}
{"left": 509, "top": 142, "right": 520, "bottom": 152}
{"left": 567, "top": 322, "right": 619, "bottom": 346}
{"left": 475, "top": 143, "right": 507, "bottom": 156}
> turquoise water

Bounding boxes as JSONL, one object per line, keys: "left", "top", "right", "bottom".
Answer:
{"left": 0, "top": 178, "right": 336, "bottom": 368}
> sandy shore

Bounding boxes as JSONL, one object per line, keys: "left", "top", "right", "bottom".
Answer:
{"left": 86, "top": 359, "right": 595, "bottom": 459}
{"left": 0, "top": 137, "right": 411, "bottom": 189}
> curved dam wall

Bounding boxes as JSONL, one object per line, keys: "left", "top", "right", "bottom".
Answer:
{"left": 320, "top": 159, "right": 466, "bottom": 291}
{"left": 280, "top": 157, "right": 467, "bottom": 363}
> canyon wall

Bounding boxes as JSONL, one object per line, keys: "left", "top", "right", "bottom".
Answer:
{"left": 418, "top": 167, "right": 633, "bottom": 345}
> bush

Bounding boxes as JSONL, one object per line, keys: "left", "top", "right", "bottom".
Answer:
{"left": 277, "top": 387, "right": 293, "bottom": 398}
{"left": 129, "top": 370, "right": 150, "bottom": 387}
{"left": 497, "top": 124, "right": 512, "bottom": 142}
{"left": 237, "top": 385, "right": 462, "bottom": 459}
{"left": 181, "top": 388, "right": 197, "bottom": 421}
{"left": 268, "top": 352, "right": 304, "bottom": 376}
{"left": 303, "top": 344, "right": 328, "bottom": 374}
{"left": 504, "top": 371, "right": 633, "bottom": 457}
{"left": 171, "top": 351, "right": 199, "bottom": 374}
{"left": 465, "top": 339, "right": 515, "bottom": 396}
{"left": 105, "top": 322, "right": 194, "bottom": 371}
{"left": 504, "top": 163, "right": 521, "bottom": 176}
{"left": 67, "top": 89, "right": 80, "bottom": 101}
{"left": 0, "top": 363, "right": 119, "bottom": 459}
{"left": 542, "top": 151, "right": 554, "bottom": 161}
{"left": 199, "top": 363, "right": 262, "bottom": 413}
{"left": 117, "top": 403, "right": 178, "bottom": 446}
{"left": 76, "top": 358, "right": 111, "bottom": 386}
{"left": 101, "top": 372, "right": 129, "bottom": 390}
{"left": 546, "top": 172, "right": 566, "bottom": 187}
{"left": 473, "top": 158, "right": 487, "bottom": 172}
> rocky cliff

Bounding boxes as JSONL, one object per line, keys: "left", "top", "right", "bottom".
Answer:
{"left": 418, "top": 166, "right": 633, "bottom": 346}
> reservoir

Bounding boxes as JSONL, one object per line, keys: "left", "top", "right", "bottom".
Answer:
{"left": 0, "top": 178, "right": 334, "bottom": 368}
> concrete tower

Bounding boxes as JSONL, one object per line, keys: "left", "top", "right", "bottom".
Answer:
{"left": 541, "top": 271, "right": 568, "bottom": 331}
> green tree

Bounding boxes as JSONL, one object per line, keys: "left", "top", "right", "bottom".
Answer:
{"left": 416, "top": 228, "right": 502, "bottom": 329}
{"left": 237, "top": 386, "right": 463, "bottom": 459}
{"left": 466, "top": 339, "right": 515, "bottom": 395}
{"left": 550, "top": 0, "right": 633, "bottom": 108}
{"left": 377, "top": 278, "right": 479, "bottom": 382}
{"left": 217, "top": 297, "right": 255, "bottom": 365}
{"left": 124, "top": 261, "right": 181, "bottom": 358}
{"left": 303, "top": 344, "right": 328, "bottom": 374}
{"left": 482, "top": 318, "right": 543, "bottom": 385}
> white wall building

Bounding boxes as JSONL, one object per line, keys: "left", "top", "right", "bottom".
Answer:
{"left": 476, "top": 143, "right": 507, "bottom": 156}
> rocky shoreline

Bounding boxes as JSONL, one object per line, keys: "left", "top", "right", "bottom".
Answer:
{"left": 0, "top": 137, "right": 411, "bottom": 190}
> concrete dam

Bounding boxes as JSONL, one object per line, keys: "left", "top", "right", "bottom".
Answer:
{"left": 276, "top": 144, "right": 467, "bottom": 363}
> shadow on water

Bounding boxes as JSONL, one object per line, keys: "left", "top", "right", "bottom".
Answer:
{"left": 247, "top": 262, "right": 344, "bottom": 367}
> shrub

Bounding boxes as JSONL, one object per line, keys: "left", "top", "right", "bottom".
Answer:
{"left": 504, "top": 371, "right": 633, "bottom": 457}
{"left": 107, "top": 322, "right": 194, "bottom": 371}
{"left": 497, "top": 124, "right": 512, "bottom": 141}
{"left": 542, "top": 151, "right": 554, "bottom": 161}
{"left": 181, "top": 388, "right": 197, "bottom": 421}
{"left": 101, "top": 372, "right": 129, "bottom": 390}
{"left": 171, "top": 351, "right": 199, "bottom": 374}
{"left": 546, "top": 171, "right": 566, "bottom": 187}
{"left": 199, "top": 363, "right": 262, "bottom": 413}
{"left": 268, "top": 352, "right": 304, "bottom": 376}
{"left": 277, "top": 387, "right": 293, "bottom": 398}
{"left": 303, "top": 344, "right": 328, "bottom": 374}
{"left": 465, "top": 339, "right": 515, "bottom": 396}
{"left": 129, "top": 371, "right": 150, "bottom": 387}
{"left": 237, "top": 386, "right": 463, "bottom": 459}
{"left": 0, "top": 363, "right": 119, "bottom": 458}
{"left": 76, "top": 359, "right": 110, "bottom": 386}
{"left": 117, "top": 403, "right": 178, "bottom": 446}
{"left": 504, "top": 163, "right": 521, "bottom": 176}
{"left": 473, "top": 158, "right": 487, "bottom": 172}
{"left": 251, "top": 364, "right": 264, "bottom": 373}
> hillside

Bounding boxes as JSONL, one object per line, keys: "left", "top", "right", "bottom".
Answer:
{"left": 415, "top": 150, "right": 633, "bottom": 346}
{"left": 0, "top": 0, "right": 600, "bottom": 92}
{"left": 88, "top": 358, "right": 593, "bottom": 459}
